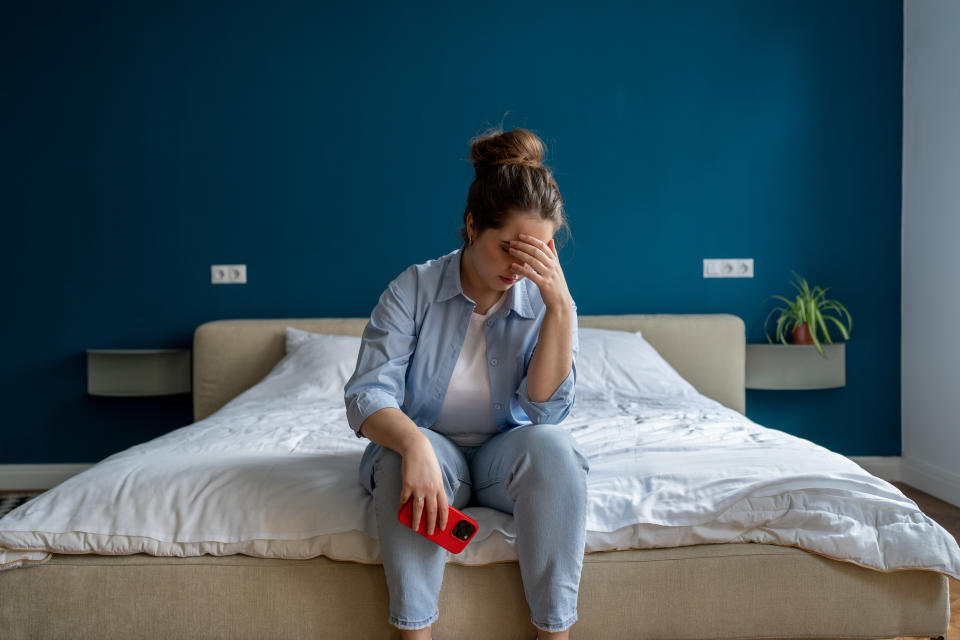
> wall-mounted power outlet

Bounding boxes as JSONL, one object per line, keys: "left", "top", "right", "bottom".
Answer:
{"left": 211, "top": 264, "right": 247, "bottom": 284}
{"left": 703, "top": 258, "right": 753, "bottom": 278}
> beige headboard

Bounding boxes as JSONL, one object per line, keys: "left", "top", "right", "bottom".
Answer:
{"left": 192, "top": 314, "right": 745, "bottom": 422}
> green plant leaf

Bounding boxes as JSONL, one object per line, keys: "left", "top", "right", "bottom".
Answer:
{"left": 833, "top": 301, "right": 854, "bottom": 333}
{"left": 771, "top": 295, "right": 798, "bottom": 316}
{"left": 820, "top": 301, "right": 853, "bottom": 337}
{"left": 799, "top": 275, "right": 812, "bottom": 300}
{"left": 763, "top": 306, "right": 786, "bottom": 343}
{"left": 775, "top": 313, "right": 789, "bottom": 345}
{"left": 823, "top": 314, "right": 851, "bottom": 340}
{"left": 809, "top": 321, "right": 826, "bottom": 357}
{"left": 816, "top": 311, "right": 834, "bottom": 345}
{"left": 813, "top": 288, "right": 828, "bottom": 307}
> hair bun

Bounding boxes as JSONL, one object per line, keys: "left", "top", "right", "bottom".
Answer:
{"left": 469, "top": 128, "right": 545, "bottom": 176}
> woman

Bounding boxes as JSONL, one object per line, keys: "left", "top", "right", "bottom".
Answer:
{"left": 344, "top": 127, "right": 589, "bottom": 640}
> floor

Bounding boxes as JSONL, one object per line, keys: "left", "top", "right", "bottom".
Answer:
{"left": 1, "top": 481, "right": 958, "bottom": 639}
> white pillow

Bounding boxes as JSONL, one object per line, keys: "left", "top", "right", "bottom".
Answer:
{"left": 229, "top": 329, "right": 362, "bottom": 404}
{"left": 241, "top": 326, "right": 693, "bottom": 405}
{"left": 576, "top": 327, "right": 698, "bottom": 399}
{"left": 284, "top": 326, "right": 350, "bottom": 355}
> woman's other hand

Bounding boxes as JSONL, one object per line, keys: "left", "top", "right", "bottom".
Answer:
{"left": 399, "top": 437, "right": 449, "bottom": 536}
{"left": 508, "top": 234, "right": 573, "bottom": 311}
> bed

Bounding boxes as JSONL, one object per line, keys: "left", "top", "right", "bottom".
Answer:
{"left": 0, "top": 313, "right": 956, "bottom": 640}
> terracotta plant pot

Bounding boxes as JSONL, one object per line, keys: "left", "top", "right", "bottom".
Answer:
{"left": 792, "top": 323, "right": 813, "bottom": 345}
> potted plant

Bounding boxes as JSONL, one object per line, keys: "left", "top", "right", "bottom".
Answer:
{"left": 762, "top": 271, "right": 853, "bottom": 358}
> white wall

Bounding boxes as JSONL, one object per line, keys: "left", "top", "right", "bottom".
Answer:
{"left": 901, "top": 0, "right": 960, "bottom": 507}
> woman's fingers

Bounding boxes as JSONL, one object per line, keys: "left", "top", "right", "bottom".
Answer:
{"left": 425, "top": 495, "right": 438, "bottom": 535}
{"left": 518, "top": 233, "right": 555, "bottom": 258}
{"left": 405, "top": 491, "right": 447, "bottom": 536}
{"left": 509, "top": 239, "right": 552, "bottom": 269}
{"left": 509, "top": 247, "right": 550, "bottom": 275}
{"left": 437, "top": 490, "right": 449, "bottom": 532}
{"left": 512, "top": 262, "right": 542, "bottom": 280}
{"left": 411, "top": 495, "right": 423, "bottom": 533}
{"left": 510, "top": 252, "right": 549, "bottom": 277}
{"left": 408, "top": 494, "right": 440, "bottom": 535}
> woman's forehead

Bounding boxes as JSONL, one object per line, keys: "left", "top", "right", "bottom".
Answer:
{"left": 497, "top": 212, "right": 555, "bottom": 240}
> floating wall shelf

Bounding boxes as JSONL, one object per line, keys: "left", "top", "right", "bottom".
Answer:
{"left": 745, "top": 343, "right": 845, "bottom": 390}
{"left": 86, "top": 349, "right": 192, "bottom": 396}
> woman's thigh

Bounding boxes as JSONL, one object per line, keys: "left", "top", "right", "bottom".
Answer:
{"left": 469, "top": 424, "right": 588, "bottom": 514}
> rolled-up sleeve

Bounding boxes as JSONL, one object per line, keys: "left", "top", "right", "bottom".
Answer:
{"left": 515, "top": 301, "right": 579, "bottom": 425}
{"left": 343, "top": 271, "right": 418, "bottom": 439}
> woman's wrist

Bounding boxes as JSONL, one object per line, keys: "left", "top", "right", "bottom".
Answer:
{"left": 525, "top": 301, "right": 574, "bottom": 402}
{"left": 397, "top": 428, "right": 428, "bottom": 457}
{"left": 362, "top": 408, "right": 427, "bottom": 456}
{"left": 543, "top": 298, "right": 574, "bottom": 319}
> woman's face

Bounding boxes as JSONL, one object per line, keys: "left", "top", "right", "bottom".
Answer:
{"left": 462, "top": 210, "right": 557, "bottom": 298}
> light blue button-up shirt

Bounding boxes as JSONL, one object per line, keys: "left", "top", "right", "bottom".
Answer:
{"left": 344, "top": 247, "right": 578, "bottom": 440}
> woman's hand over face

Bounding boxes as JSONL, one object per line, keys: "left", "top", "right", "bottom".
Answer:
{"left": 508, "top": 234, "right": 573, "bottom": 311}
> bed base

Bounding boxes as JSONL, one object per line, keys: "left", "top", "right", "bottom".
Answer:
{"left": 0, "top": 542, "right": 949, "bottom": 639}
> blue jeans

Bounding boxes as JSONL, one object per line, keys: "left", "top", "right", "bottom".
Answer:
{"left": 358, "top": 423, "right": 590, "bottom": 632}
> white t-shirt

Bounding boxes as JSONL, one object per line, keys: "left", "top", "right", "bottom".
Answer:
{"left": 431, "top": 293, "right": 507, "bottom": 446}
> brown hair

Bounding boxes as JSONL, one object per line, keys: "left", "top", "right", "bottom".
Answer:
{"left": 461, "top": 127, "right": 570, "bottom": 248}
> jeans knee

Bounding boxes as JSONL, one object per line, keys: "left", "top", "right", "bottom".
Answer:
{"left": 524, "top": 425, "right": 589, "bottom": 474}
{"left": 507, "top": 426, "right": 589, "bottom": 496}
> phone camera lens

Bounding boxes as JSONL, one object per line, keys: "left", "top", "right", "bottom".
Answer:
{"left": 452, "top": 520, "right": 476, "bottom": 541}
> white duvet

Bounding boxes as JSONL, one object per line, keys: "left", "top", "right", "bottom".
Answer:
{"left": 2, "top": 327, "right": 958, "bottom": 581}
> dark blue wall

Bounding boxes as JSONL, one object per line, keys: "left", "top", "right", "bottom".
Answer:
{"left": 3, "top": 0, "right": 902, "bottom": 464}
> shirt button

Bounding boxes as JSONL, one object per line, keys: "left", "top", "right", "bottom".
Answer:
{"left": 489, "top": 358, "right": 498, "bottom": 366}
{"left": 494, "top": 403, "right": 502, "bottom": 410}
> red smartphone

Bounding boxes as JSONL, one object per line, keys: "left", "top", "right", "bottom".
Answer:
{"left": 398, "top": 498, "right": 479, "bottom": 554}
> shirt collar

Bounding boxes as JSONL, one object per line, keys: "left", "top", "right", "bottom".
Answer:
{"left": 436, "top": 246, "right": 537, "bottom": 319}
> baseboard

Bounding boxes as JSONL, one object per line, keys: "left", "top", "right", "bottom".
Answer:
{"left": 0, "top": 464, "right": 94, "bottom": 490}
{"left": 900, "top": 456, "right": 960, "bottom": 509}
{"left": 846, "top": 456, "right": 902, "bottom": 482}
